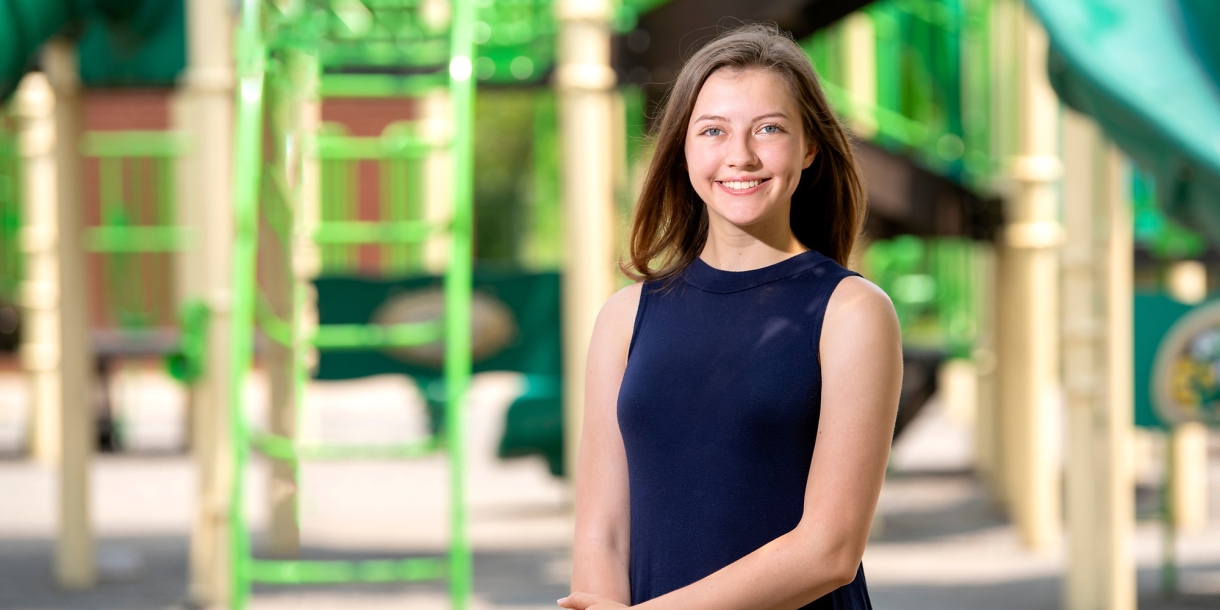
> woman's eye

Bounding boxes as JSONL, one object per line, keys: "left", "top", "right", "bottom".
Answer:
{"left": 759, "top": 124, "right": 781, "bottom": 134}
{"left": 702, "top": 127, "right": 724, "bottom": 136}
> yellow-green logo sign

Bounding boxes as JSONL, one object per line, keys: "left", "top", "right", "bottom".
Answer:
{"left": 1151, "top": 300, "right": 1220, "bottom": 427}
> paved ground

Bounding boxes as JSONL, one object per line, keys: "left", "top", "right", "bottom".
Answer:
{"left": 1, "top": 370, "right": 1218, "bottom": 609}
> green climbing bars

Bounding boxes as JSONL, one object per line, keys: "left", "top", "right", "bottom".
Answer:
{"left": 226, "top": 0, "right": 476, "bottom": 607}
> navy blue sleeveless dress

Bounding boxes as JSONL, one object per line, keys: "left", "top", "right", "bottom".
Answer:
{"left": 617, "top": 249, "right": 872, "bottom": 609}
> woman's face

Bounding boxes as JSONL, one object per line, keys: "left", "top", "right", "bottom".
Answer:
{"left": 684, "top": 68, "right": 816, "bottom": 232}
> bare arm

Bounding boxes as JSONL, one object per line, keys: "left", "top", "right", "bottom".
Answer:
{"left": 562, "top": 276, "right": 901, "bottom": 610}
{"left": 569, "top": 283, "right": 642, "bottom": 604}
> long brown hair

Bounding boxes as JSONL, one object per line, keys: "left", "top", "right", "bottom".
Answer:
{"left": 623, "top": 23, "right": 865, "bottom": 280}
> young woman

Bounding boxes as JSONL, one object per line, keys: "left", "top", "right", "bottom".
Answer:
{"left": 558, "top": 24, "right": 902, "bottom": 610}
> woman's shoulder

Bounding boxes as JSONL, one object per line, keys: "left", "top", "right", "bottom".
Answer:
{"left": 590, "top": 283, "right": 644, "bottom": 359}
{"left": 601, "top": 283, "right": 644, "bottom": 324}
{"left": 823, "top": 274, "right": 900, "bottom": 343}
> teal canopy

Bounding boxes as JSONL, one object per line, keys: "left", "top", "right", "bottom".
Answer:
{"left": 1026, "top": 0, "right": 1220, "bottom": 241}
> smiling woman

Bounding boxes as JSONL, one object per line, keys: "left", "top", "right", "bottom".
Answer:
{"left": 622, "top": 23, "right": 865, "bottom": 280}
{"left": 563, "top": 23, "right": 900, "bottom": 610}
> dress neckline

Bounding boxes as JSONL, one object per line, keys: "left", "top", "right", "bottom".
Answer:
{"left": 681, "top": 249, "right": 830, "bottom": 294}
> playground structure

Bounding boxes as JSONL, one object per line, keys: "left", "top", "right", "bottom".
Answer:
{"left": 0, "top": 1, "right": 1218, "bottom": 609}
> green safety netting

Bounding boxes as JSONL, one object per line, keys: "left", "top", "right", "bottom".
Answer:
{"left": 1026, "top": 0, "right": 1220, "bottom": 243}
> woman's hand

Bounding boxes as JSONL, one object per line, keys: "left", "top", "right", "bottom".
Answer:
{"left": 557, "top": 592, "right": 629, "bottom": 610}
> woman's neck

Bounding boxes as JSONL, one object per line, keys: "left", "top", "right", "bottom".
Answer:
{"left": 699, "top": 217, "right": 806, "bottom": 272}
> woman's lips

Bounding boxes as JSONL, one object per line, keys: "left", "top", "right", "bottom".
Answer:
{"left": 716, "top": 177, "right": 770, "bottom": 194}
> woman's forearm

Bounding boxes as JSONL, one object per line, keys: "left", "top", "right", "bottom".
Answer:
{"left": 634, "top": 526, "right": 858, "bottom": 610}
{"left": 571, "top": 533, "right": 632, "bottom": 604}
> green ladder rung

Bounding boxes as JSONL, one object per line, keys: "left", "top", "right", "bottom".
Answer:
{"left": 311, "top": 321, "right": 443, "bottom": 350}
{"left": 251, "top": 432, "right": 440, "bottom": 462}
{"left": 316, "top": 134, "right": 447, "bottom": 160}
{"left": 320, "top": 72, "right": 448, "bottom": 99}
{"left": 82, "top": 225, "right": 194, "bottom": 252}
{"left": 81, "top": 130, "right": 190, "bottom": 158}
{"left": 256, "top": 298, "right": 442, "bottom": 350}
{"left": 249, "top": 557, "right": 446, "bottom": 584}
{"left": 313, "top": 220, "right": 437, "bottom": 244}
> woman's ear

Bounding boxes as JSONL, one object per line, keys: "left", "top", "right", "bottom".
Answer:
{"left": 803, "top": 141, "right": 818, "bottom": 169}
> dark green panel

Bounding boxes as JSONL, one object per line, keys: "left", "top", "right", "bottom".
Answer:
{"left": 0, "top": 0, "right": 76, "bottom": 100}
{"left": 78, "top": 0, "right": 184, "bottom": 87}
{"left": 1134, "top": 292, "right": 1194, "bottom": 429}
{"left": 313, "top": 270, "right": 564, "bottom": 475}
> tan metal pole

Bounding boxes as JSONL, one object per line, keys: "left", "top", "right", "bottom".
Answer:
{"left": 179, "top": 0, "right": 236, "bottom": 603}
{"left": 19, "top": 36, "right": 96, "bottom": 585}
{"left": 16, "top": 72, "right": 61, "bottom": 465}
{"left": 422, "top": 88, "right": 453, "bottom": 274}
{"left": 1164, "top": 261, "right": 1209, "bottom": 533}
{"left": 555, "top": 0, "right": 619, "bottom": 478}
{"left": 995, "top": 2, "right": 1062, "bottom": 550}
{"left": 973, "top": 243, "right": 1003, "bottom": 505}
{"left": 262, "top": 48, "right": 321, "bottom": 558}
{"left": 841, "top": 12, "right": 877, "bottom": 140}
{"left": 1061, "top": 110, "right": 1135, "bottom": 610}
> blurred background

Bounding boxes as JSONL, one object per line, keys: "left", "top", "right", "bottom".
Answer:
{"left": 0, "top": 0, "right": 1218, "bottom": 609}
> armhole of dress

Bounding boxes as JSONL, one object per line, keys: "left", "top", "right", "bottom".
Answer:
{"left": 626, "top": 282, "right": 651, "bottom": 362}
{"left": 810, "top": 270, "right": 863, "bottom": 360}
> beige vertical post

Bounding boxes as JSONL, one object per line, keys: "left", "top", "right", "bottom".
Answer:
{"left": 1061, "top": 110, "right": 1135, "bottom": 610}
{"left": 45, "top": 38, "right": 95, "bottom": 590}
{"left": 556, "top": 0, "right": 619, "bottom": 475}
{"left": 178, "top": 0, "right": 236, "bottom": 604}
{"left": 26, "top": 39, "right": 96, "bottom": 590}
{"left": 994, "top": 3, "right": 1062, "bottom": 550}
{"left": 419, "top": 0, "right": 452, "bottom": 275}
{"left": 973, "top": 244, "right": 1004, "bottom": 504}
{"left": 841, "top": 12, "right": 877, "bottom": 139}
{"left": 421, "top": 89, "right": 453, "bottom": 274}
{"left": 264, "top": 48, "right": 322, "bottom": 558}
{"left": 16, "top": 73, "right": 61, "bottom": 465}
{"left": 1164, "top": 261, "right": 1209, "bottom": 532}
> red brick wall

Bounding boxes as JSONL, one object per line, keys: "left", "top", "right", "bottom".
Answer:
{"left": 80, "top": 91, "right": 420, "bottom": 329}
{"left": 321, "top": 97, "right": 418, "bottom": 275}
{"left": 82, "top": 89, "right": 175, "bottom": 329}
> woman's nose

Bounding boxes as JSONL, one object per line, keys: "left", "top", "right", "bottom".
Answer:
{"left": 725, "top": 133, "right": 759, "bottom": 168}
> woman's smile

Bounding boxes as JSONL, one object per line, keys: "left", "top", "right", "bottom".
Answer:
{"left": 716, "top": 177, "right": 771, "bottom": 194}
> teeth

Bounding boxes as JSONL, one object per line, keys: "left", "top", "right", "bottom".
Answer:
{"left": 722, "top": 179, "right": 763, "bottom": 190}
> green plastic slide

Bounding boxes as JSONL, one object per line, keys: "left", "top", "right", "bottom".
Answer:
{"left": 0, "top": 0, "right": 76, "bottom": 99}
{"left": 0, "top": 0, "right": 181, "bottom": 101}
{"left": 1026, "top": 0, "right": 1220, "bottom": 241}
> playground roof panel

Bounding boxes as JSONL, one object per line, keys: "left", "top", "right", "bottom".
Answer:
{"left": 1027, "top": 0, "right": 1220, "bottom": 244}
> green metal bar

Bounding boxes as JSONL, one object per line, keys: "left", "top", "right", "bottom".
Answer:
{"left": 297, "top": 439, "right": 440, "bottom": 460}
{"left": 82, "top": 226, "right": 194, "bottom": 252}
{"left": 447, "top": 0, "right": 477, "bottom": 606}
{"left": 230, "top": 0, "right": 267, "bottom": 607}
{"left": 248, "top": 557, "right": 446, "bottom": 585}
{"left": 320, "top": 72, "right": 448, "bottom": 98}
{"left": 252, "top": 430, "right": 439, "bottom": 461}
{"left": 80, "top": 130, "right": 190, "bottom": 158}
{"left": 0, "top": 114, "right": 20, "bottom": 299}
{"left": 406, "top": 153, "right": 426, "bottom": 271}
{"left": 313, "top": 220, "right": 435, "bottom": 244}
{"left": 256, "top": 293, "right": 293, "bottom": 347}
{"left": 310, "top": 321, "right": 443, "bottom": 350}
{"left": 261, "top": 281, "right": 440, "bottom": 353}
{"left": 343, "top": 151, "right": 360, "bottom": 271}
{"left": 316, "top": 134, "right": 444, "bottom": 160}
{"left": 251, "top": 431, "right": 297, "bottom": 462}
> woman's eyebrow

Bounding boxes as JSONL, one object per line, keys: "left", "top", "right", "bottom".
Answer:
{"left": 752, "top": 112, "right": 788, "bottom": 122}
{"left": 692, "top": 112, "right": 789, "bottom": 123}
